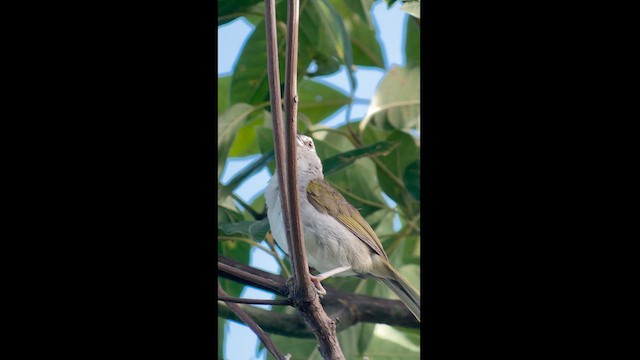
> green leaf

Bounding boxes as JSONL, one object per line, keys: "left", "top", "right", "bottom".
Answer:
{"left": 329, "top": 0, "right": 384, "bottom": 68}
{"left": 376, "top": 130, "right": 419, "bottom": 213}
{"left": 229, "top": 110, "right": 271, "bottom": 157}
{"left": 364, "top": 324, "right": 421, "bottom": 359}
{"left": 298, "top": 79, "right": 350, "bottom": 124}
{"left": 219, "top": 151, "right": 274, "bottom": 201}
{"left": 218, "top": 202, "right": 249, "bottom": 298}
{"left": 218, "top": 318, "right": 226, "bottom": 359}
{"left": 265, "top": 323, "right": 374, "bottom": 360}
{"left": 265, "top": 334, "right": 320, "bottom": 360}
{"left": 386, "top": 0, "right": 400, "bottom": 8}
{"left": 219, "top": 218, "right": 270, "bottom": 241}
{"left": 405, "top": 16, "right": 420, "bottom": 68}
{"left": 314, "top": 138, "right": 386, "bottom": 217}
{"left": 232, "top": 0, "right": 331, "bottom": 106}
{"left": 218, "top": 237, "right": 251, "bottom": 297}
{"left": 344, "top": 0, "right": 375, "bottom": 26}
{"left": 217, "top": 103, "right": 256, "bottom": 178}
{"left": 218, "top": 0, "right": 264, "bottom": 25}
{"left": 229, "top": 19, "right": 273, "bottom": 105}
{"left": 398, "top": 264, "right": 420, "bottom": 292}
{"left": 322, "top": 141, "right": 400, "bottom": 176}
{"left": 336, "top": 323, "right": 367, "bottom": 358}
{"left": 298, "top": 0, "right": 356, "bottom": 90}
{"left": 306, "top": 53, "right": 341, "bottom": 77}
{"left": 218, "top": 204, "right": 244, "bottom": 224}
{"left": 401, "top": 235, "right": 421, "bottom": 265}
{"left": 400, "top": 0, "right": 420, "bottom": 19}
{"left": 403, "top": 160, "right": 420, "bottom": 201}
{"left": 218, "top": 76, "right": 231, "bottom": 114}
{"left": 362, "top": 122, "right": 393, "bottom": 144}
{"left": 361, "top": 66, "right": 420, "bottom": 132}
{"left": 256, "top": 128, "right": 274, "bottom": 155}
{"left": 249, "top": 192, "right": 267, "bottom": 219}
{"left": 357, "top": 322, "right": 377, "bottom": 355}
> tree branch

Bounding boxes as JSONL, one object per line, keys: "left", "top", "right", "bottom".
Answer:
{"left": 217, "top": 255, "right": 420, "bottom": 332}
{"left": 218, "top": 283, "right": 289, "bottom": 360}
{"left": 218, "top": 258, "right": 287, "bottom": 295}
{"left": 281, "top": 0, "right": 345, "bottom": 358}
{"left": 218, "top": 301, "right": 312, "bottom": 338}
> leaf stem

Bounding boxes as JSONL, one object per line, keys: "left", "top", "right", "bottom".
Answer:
{"left": 219, "top": 236, "right": 275, "bottom": 256}
{"left": 370, "top": 156, "right": 405, "bottom": 188}
{"left": 330, "top": 183, "right": 389, "bottom": 210}
{"left": 231, "top": 193, "right": 263, "bottom": 220}
{"left": 265, "top": 232, "right": 291, "bottom": 278}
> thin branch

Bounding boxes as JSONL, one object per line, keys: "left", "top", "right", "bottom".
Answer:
{"left": 218, "top": 283, "right": 289, "bottom": 360}
{"left": 330, "top": 183, "right": 392, "bottom": 210}
{"left": 218, "top": 151, "right": 274, "bottom": 200}
{"left": 264, "top": 0, "right": 291, "bottom": 284}
{"left": 217, "top": 255, "right": 419, "bottom": 332}
{"left": 308, "top": 127, "right": 351, "bottom": 138}
{"left": 218, "top": 259, "right": 287, "bottom": 295}
{"left": 217, "top": 295, "right": 291, "bottom": 306}
{"left": 231, "top": 193, "right": 263, "bottom": 220}
{"left": 218, "top": 301, "right": 312, "bottom": 337}
{"left": 218, "top": 236, "right": 275, "bottom": 256}
{"left": 283, "top": 0, "right": 311, "bottom": 296}
{"left": 370, "top": 156, "right": 406, "bottom": 188}
{"left": 282, "top": 0, "right": 345, "bottom": 358}
{"left": 265, "top": 232, "right": 291, "bottom": 278}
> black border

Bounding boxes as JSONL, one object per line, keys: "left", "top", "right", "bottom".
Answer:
{"left": 14, "top": 0, "right": 616, "bottom": 358}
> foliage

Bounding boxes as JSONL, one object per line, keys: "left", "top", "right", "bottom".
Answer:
{"left": 218, "top": 0, "right": 420, "bottom": 358}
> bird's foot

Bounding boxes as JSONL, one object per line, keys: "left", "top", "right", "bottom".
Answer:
{"left": 309, "top": 274, "right": 327, "bottom": 296}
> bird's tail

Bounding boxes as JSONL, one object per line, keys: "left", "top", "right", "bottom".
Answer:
{"left": 379, "top": 266, "right": 421, "bottom": 322}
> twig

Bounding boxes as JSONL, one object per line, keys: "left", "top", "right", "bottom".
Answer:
{"left": 330, "top": 183, "right": 392, "bottom": 210}
{"left": 231, "top": 193, "right": 263, "bottom": 220}
{"left": 218, "top": 260, "right": 287, "bottom": 296}
{"left": 218, "top": 236, "right": 275, "bottom": 256}
{"left": 265, "top": 232, "right": 291, "bottom": 278}
{"left": 218, "top": 283, "right": 289, "bottom": 360}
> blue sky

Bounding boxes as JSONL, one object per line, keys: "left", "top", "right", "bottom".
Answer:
{"left": 219, "top": 1, "right": 409, "bottom": 358}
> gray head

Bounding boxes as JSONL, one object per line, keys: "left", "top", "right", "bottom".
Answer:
{"left": 296, "top": 133, "right": 323, "bottom": 178}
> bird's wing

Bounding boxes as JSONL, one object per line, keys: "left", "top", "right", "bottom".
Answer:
{"left": 306, "top": 179, "right": 388, "bottom": 260}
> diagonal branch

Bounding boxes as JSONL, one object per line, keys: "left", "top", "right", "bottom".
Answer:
{"left": 218, "top": 283, "right": 289, "bottom": 360}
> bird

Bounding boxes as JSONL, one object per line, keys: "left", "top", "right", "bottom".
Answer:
{"left": 264, "top": 133, "right": 420, "bottom": 321}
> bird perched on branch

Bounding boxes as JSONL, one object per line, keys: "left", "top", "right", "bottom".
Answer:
{"left": 265, "top": 133, "right": 420, "bottom": 322}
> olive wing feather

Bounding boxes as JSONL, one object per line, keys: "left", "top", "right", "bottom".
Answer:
{"left": 306, "top": 179, "right": 388, "bottom": 260}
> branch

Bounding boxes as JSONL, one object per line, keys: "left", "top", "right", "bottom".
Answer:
{"left": 218, "top": 301, "right": 312, "bottom": 337}
{"left": 231, "top": 193, "right": 263, "bottom": 220}
{"left": 282, "top": 0, "right": 311, "bottom": 297}
{"left": 217, "top": 256, "right": 420, "bottom": 332}
{"left": 218, "top": 283, "right": 289, "bottom": 360}
{"left": 281, "top": 0, "right": 345, "bottom": 358}
{"left": 218, "top": 258, "right": 287, "bottom": 295}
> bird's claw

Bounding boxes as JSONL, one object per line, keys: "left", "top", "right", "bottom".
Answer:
{"left": 309, "top": 274, "right": 327, "bottom": 296}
